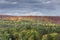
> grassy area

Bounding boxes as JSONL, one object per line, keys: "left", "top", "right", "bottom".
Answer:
{"left": 0, "top": 20, "right": 60, "bottom": 40}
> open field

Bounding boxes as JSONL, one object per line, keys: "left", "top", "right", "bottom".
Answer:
{"left": 0, "top": 16, "right": 60, "bottom": 40}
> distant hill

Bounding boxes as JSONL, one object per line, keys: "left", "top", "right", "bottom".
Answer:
{"left": 0, "top": 15, "right": 60, "bottom": 23}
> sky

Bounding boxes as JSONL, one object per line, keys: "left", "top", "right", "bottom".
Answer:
{"left": 0, "top": 0, "right": 60, "bottom": 16}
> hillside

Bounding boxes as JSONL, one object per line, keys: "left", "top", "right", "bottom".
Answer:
{"left": 0, "top": 15, "right": 60, "bottom": 23}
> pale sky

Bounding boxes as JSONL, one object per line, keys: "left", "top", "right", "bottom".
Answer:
{"left": 0, "top": 0, "right": 60, "bottom": 16}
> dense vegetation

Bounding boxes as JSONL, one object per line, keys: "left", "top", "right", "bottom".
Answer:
{"left": 0, "top": 20, "right": 60, "bottom": 40}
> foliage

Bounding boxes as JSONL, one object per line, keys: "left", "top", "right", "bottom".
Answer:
{"left": 0, "top": 20, "right": 60, "bottom": 40}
